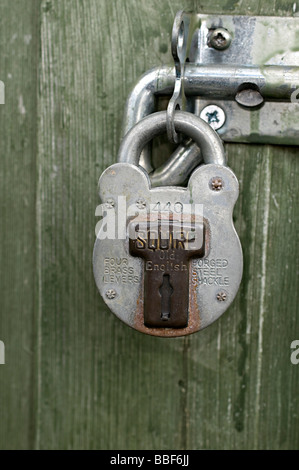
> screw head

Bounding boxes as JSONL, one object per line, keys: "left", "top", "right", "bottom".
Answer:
{"left": 106, "top": 289, "right": 116, "bottom": 299}
{"left": 210, "top": 177, "right": 223, "bottom": 191}
{"left": 200, "top": 105, "right": 226, "bottom": 130}
{"left": 136, "top": 198, "right": 146, "bottom": 210}
{"left": 105, "top": 198, "right": 115, "bottom": 209}
{"left": 208, "top": 28, "right": 231, "bottom": 50}
{"left": 217, "top": 291, "right": 227, "bottom": 302}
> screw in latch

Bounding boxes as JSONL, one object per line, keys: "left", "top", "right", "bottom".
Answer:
{"left": 200, "top": 104, "right": 226, "bottom": 131}
{"left": 106, "top": 289, "right": 117, "bottom": 300}
{"left": 208, "top": 28, "right": 232, "bottom": 50}
{"left": 210, "top": 177, "right": 223, "bottom": 191}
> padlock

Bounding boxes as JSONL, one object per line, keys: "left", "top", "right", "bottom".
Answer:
{"left": 93, "top": 111, "right": 243, "bottom": 337}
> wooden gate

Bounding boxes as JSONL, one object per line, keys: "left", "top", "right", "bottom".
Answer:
{"left": 0, "top": 0, "right": 298, "bottom": 449}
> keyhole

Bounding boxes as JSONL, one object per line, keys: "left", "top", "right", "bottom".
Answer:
{"left": 159, "top": 274, "right": 173, "bottom": 321}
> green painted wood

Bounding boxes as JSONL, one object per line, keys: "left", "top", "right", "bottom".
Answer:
{"left": 0, "top": 0, "right": 40, "bottom": 450}
{"left": 0, "top": 0, "right": 298, "bottom": 450}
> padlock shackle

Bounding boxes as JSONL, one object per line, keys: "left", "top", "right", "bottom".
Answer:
{"left": 118, "top": 111, "right": 226, "bottom": 169}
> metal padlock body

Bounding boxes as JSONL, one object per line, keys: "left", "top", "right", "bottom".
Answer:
{"left": 93, "top": 112, "right": 243, "bottom": 337}
{"left": 93, "top": 158, "right": 242, "bottom": 337}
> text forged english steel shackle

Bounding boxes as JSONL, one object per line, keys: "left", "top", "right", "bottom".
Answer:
{"left": 93, "top": 110, "right": 243, "bottom": 337}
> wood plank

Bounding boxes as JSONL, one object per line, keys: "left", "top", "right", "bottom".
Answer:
{"left": 37, "top": 0, "right": 188, "bottom": 450}
{"left": 188, "top": 144, "right": 299, "bottom": 449}
{"left": 0, "top": 0, "right": 41, "bottom": 450}
{"left": 35, "top": 0, "right": 299, "bottom": 450}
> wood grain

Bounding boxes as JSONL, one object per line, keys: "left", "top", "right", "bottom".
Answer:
{"left": 0, "top": 0, "right": 298, "bottom": 449}
{"left": 0, "top": 0, "right": 41, "bottom": 450}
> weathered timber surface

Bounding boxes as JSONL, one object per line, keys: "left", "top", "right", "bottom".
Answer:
{"left": 0, "top": 0, "right": 298, "bottom": 450}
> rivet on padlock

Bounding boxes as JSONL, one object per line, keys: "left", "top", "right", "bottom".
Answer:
{"left": 93, "top": 111, "right": 243, "bottom": 337}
